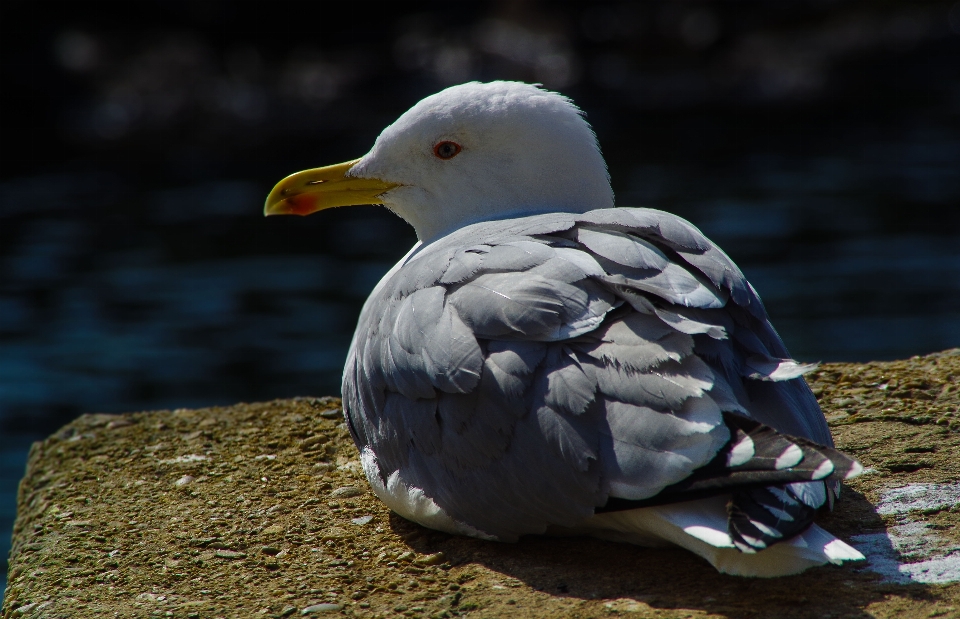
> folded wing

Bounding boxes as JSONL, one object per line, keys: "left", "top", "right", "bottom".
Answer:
{"left": 343, "top": 208, "right": 848, "bottom": 556}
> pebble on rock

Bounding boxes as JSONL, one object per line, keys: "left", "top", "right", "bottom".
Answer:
{"left": 330, "top": 486, "right": 362, "bottom": 498}
{"left": 413, "top": 552, "right": 446, "bottom": 566}
{"left": 300, "top": 435, "right": 329, "bottom": 451}
{"left": 301, "top": 602, "right": 343, "bottom": 614}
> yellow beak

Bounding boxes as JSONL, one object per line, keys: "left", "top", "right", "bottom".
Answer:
{"left": 264, "top": 159, "right": 399, "bottom": 216}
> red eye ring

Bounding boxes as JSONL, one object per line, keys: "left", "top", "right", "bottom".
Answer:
{"left": 433, "top": 141, "right": 462, "bottom": 160}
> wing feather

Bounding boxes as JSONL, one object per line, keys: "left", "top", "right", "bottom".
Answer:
{"left": 343, "top": 208, "right": 838, "bottom": 545}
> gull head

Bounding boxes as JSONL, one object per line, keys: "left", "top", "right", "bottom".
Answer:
{"left": 265, "top": 81, "right": 614, "bottom": 243}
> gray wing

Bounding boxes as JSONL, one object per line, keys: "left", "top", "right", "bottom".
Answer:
{"left": 343, "top": 208, "right": 831, "bottom": 541}
{"left": 577, "top": 208, "right": 829, "bottom": 444}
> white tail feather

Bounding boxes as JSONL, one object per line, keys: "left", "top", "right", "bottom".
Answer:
{"left": 571, "top": 496, "right": 864, "bottom": 577}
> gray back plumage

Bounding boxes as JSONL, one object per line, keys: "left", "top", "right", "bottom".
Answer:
{"left": 342, "top": 207, "right": 831, "bottom": 541}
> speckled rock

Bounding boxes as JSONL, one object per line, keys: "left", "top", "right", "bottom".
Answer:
{"left": 3, "top": 352, "right": 960, "bottom": 619}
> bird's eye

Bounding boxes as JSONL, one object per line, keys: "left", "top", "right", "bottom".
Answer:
{"left": 433, "top": 141, "right": 462, "bottom": 160}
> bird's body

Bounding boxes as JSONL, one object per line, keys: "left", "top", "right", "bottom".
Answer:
{"left": 266, "top": 81, "right": 865, "bottom": 577}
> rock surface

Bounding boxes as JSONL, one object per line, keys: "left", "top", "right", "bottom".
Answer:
{"left": 3, "top": 351, "right": 960, "bottom": 619}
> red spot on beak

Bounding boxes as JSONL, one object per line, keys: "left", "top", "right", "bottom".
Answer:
{"left": 286, "top": 193, "right": 319, "bottom": 215}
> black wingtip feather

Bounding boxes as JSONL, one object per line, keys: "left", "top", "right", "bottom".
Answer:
{"left": 597, "top": 413, "right": 862, "bottom": 537}
{"left": 727, "top": 485, "right": 817, "bottom": 552}
{"left": 717, "top": 412, "right": 861, "bottom": 483}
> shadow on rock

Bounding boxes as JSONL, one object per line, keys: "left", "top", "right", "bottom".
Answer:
{"left": 388, "top": 486, "right": 927, "bottom": 619}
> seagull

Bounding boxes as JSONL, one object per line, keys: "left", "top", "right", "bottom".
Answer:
{"left": 265, "top": 81, "right": 865, "bottom": 577}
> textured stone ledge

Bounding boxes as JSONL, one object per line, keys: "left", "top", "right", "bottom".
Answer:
{"left": 3, "top": 351, "right": 959, "bottom": 619}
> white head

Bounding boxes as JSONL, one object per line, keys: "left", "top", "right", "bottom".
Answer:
{"left": 265, "top": 81, "right": 614, "bottom": 243}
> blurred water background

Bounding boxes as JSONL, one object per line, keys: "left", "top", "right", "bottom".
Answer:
{"left": 2, "top": 0, "right": 959, "bottom": 599}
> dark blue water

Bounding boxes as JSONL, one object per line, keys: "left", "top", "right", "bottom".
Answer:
{"left": 3, "top": 0, "right": 959, "bottom": 602}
